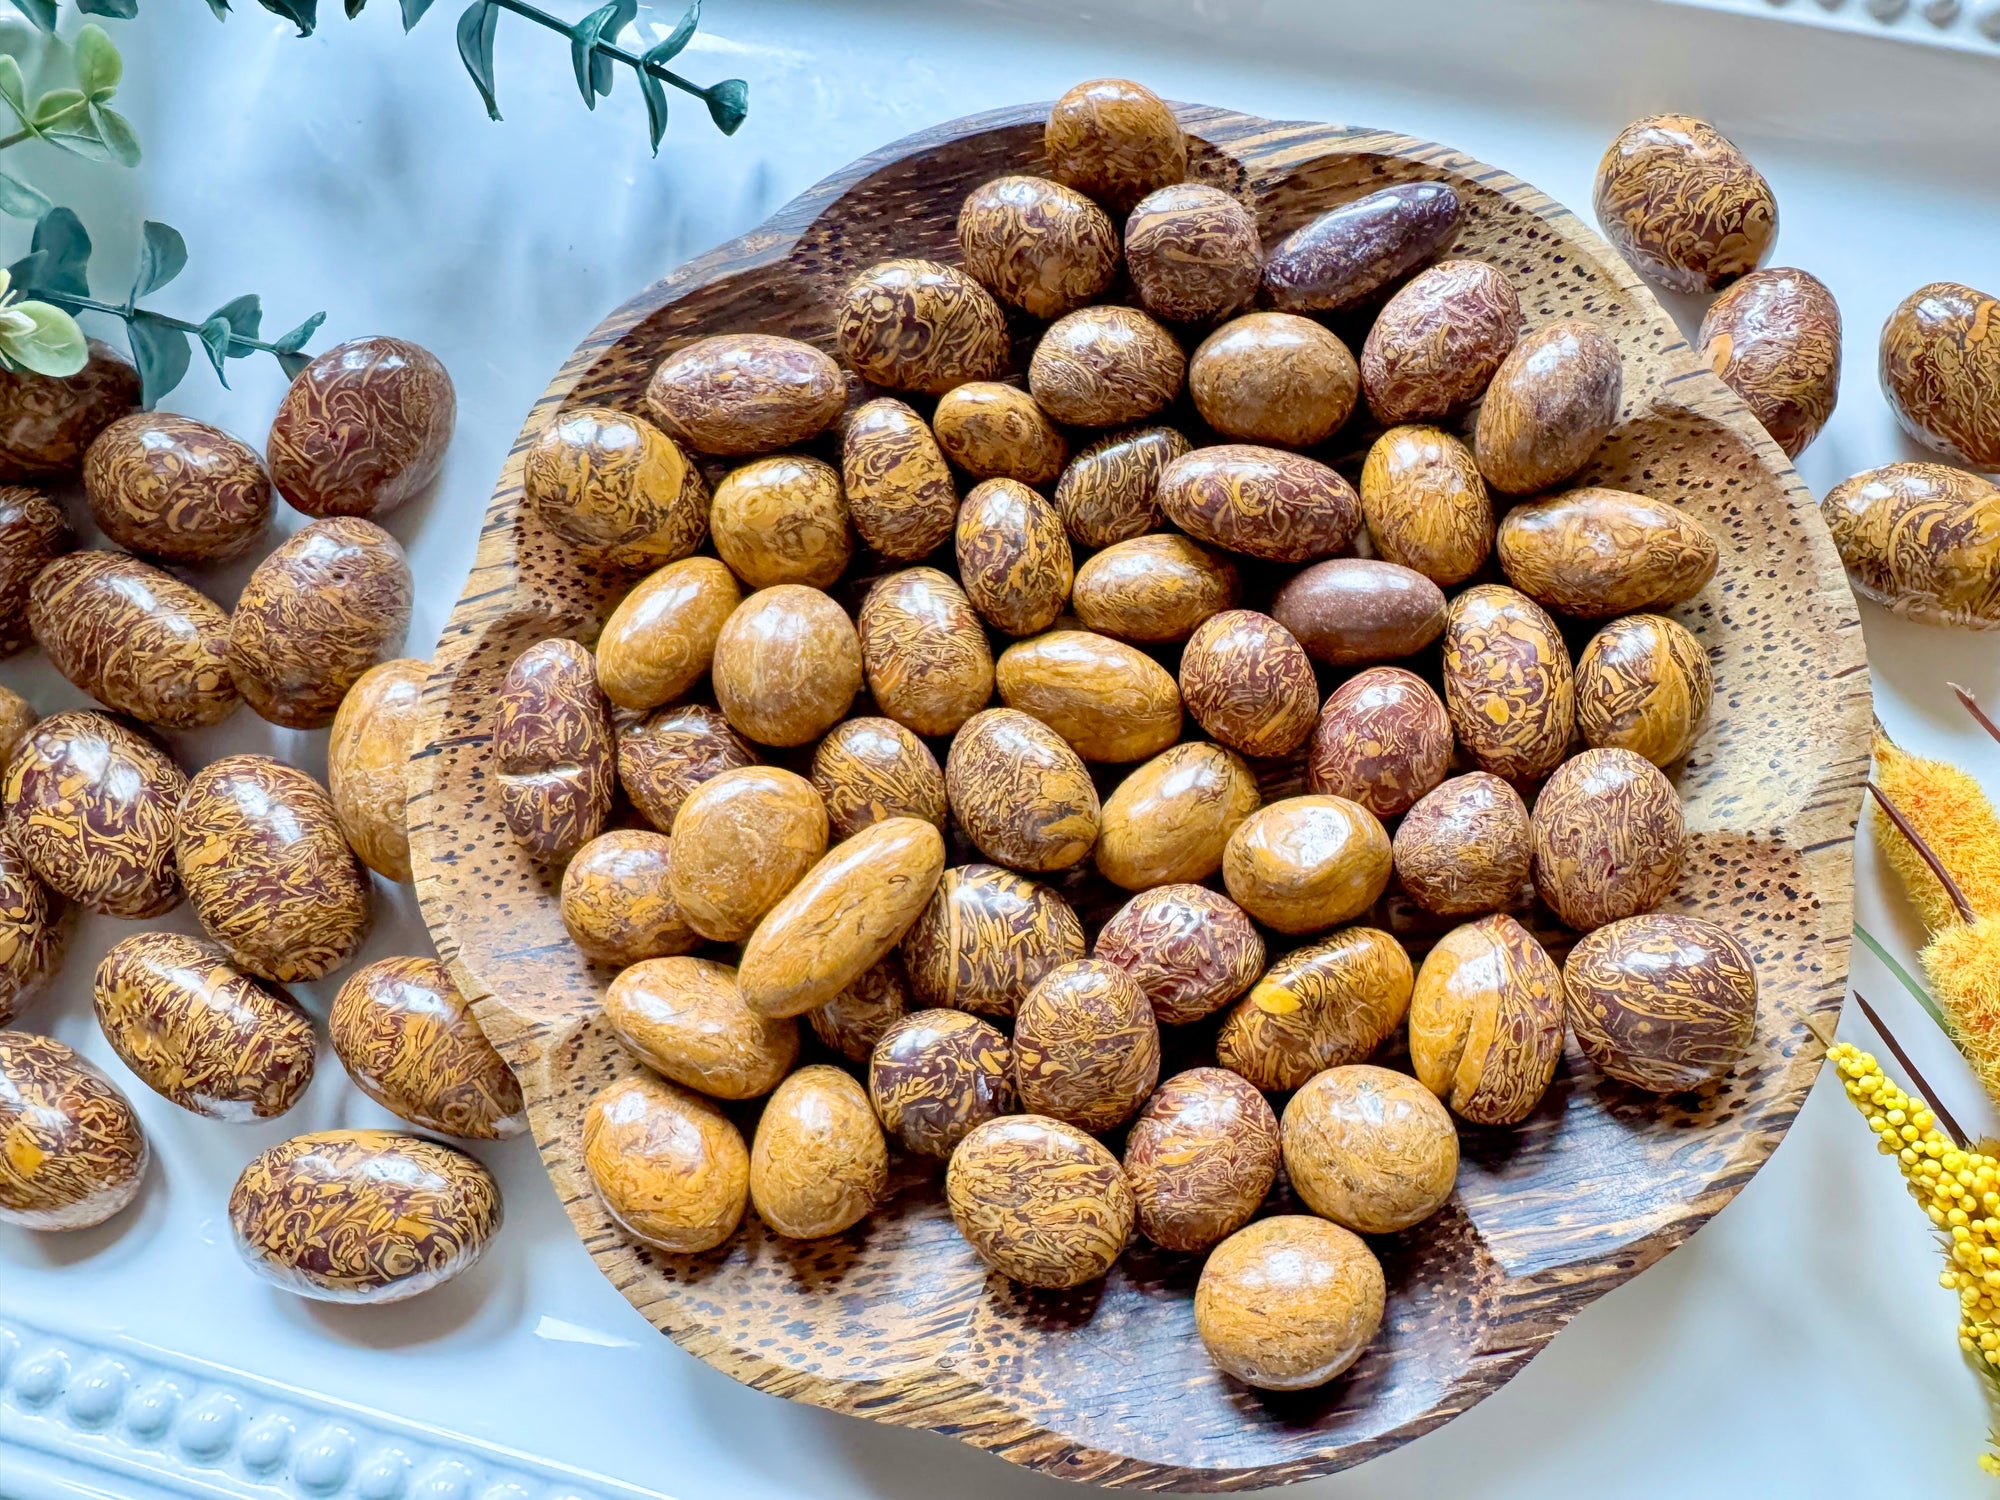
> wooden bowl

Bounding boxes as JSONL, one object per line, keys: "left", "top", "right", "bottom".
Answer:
{"left": 409, "top": 103, "right": 1871, "bottom": 1490}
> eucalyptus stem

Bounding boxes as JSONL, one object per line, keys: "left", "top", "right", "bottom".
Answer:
{"left": 0, "top": 129, "right": 31, "bottom": 152}
{"left": 44, "top": 290, "right": 294, "bottom": 356}
{"left": 489, "top": 0, "right": 710, "bottom": 102}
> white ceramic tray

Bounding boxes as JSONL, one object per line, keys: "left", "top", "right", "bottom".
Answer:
{"left": 3, "top": 1, "right": 1999, "bottom": 1497}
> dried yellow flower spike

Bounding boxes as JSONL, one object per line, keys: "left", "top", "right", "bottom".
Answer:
{"left": 1829, "top": 1042, "right": 2000, "bottom": 1475}
{"left": 1922, "top": 920, "right": 2000, "bottom": 1103}
{"left": 1873, "top": 735, "right": 2000, "bottom": 931}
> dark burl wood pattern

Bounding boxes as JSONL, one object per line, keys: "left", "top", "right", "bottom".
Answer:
{"left": 1362, "top": 260, "right": 1523, "bottom": 425}
{"left": 409, "top": 104, "right": 1870, "bottom": 1487}
{"left": 1562, "top": 913, "right": 1757, "bottom": 1094}
{"left": 1053, "top": 425, "right": 1187, "bottom": 547}
{"left": 1697, "top": 267, "right": 1841, "bottom": 461}
{"left": 617, "top": 702, "right": 758, "bottom": 832}
{"left": 1123, "top": 1067, "right": 1279, "bottom": 1252}
{"left": 494, "top": 637, "right": 616, "bottom": 859}
{"left": 1012, "top": 958, "right": 1161, "bottom": 1131}
{"left": 329, "top": 955, "right": 527, "bottom": 1139}
{"left": 902, "top": 862, "right": 1086, "bottom": 1020}
{"left": 1094, "top": 884, "right": 1263, "bottom": 1026}
{"left": 956, "top": 176, "right": 1118, "bottom": 321}
{"left": 1123, "top": 183, "right": 1261, "bottom": 324}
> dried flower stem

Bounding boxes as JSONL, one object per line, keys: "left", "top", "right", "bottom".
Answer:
{"left": 1956, "top": 684, "right": 2000, "bottom": 750}
{"left": 1871, "top": 780, "right": 1980, "bottom": 924}
{"left": 1852, "top": 990, "right": 1970, "bottom": 1147}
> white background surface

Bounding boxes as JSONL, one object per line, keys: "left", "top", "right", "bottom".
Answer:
{"left": 3, "top": 0, "right": 2000, "bottom": 1495}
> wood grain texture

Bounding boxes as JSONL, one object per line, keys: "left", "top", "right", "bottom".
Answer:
{"left": 408, "top": 104, "right": 1872, "bottom": 1488}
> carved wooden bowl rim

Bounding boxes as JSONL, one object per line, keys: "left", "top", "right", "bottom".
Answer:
{"left": 409, "top": 101, "right": 1872, "bottom": 1490}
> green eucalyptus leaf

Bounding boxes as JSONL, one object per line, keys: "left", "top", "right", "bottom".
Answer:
{"left": 271, "top": 310, "right": 325, "bottom": 354}
{"left": 399, "top": 0, "right": 435, "bottom": 29}
{"left": 32, "top": 88, "right": 87, "bottom": 132}
{"left": 127, "top": 312, "right": 192, "bottom": 409}
{"left": 644, "top": 0, "right": 699, "bottom": 65}
{"left": 208, "top": 293, "right": 262, "bottom": 353}
{"left": 8, "top": 0, "right": 57, "bottom": 34}
{"left": 78, "top": 0, "right": 140, "bottom": 15}
{"left": 254, "top": 0, "right": 318, "bottom": 36}
{"left": 204, "top": 0, "right": 230, "bottom": 17}
{"left": 704, "top": 78, "right": 747, "bottom": 135}
{"left": 196, "top": 316, "right": 233, "bottom": 385}
{"left": 0, "top": 300, "right": 86, "bottom": 378}
{"left": 73, "top": 26, "right": 123, "bottom": 101}
{"left": 29, "top": 209, "right": 91, "bottom": 300}
{"left": 0, "top": 172, "right": 50, "bottom": 220}
{"left": 5, "top": 251, "right": 47, "bottom": 293}
{"left": 87, "top": 104, "right": 140, "bottom": 168}
{"left": 594, "top": 0, "right": 635, "bottom": 96}
{"left": 132, "top": 222, "right": 187, "bottom": 301}
{"left": 0, "top": 58, "right": 28, "bottom": 120}
{"left": 44, "top": 122, "right": 114, "bottom": 164}
{"left": 456, "top": 0, "right": 501, "bottom": 121}
{"left": 639, "top": 70, "right": 667, "bottom": 155}
{"left": 276, "top": 348, "right": 312, "bottom": 379}
{"left": 345, "top": 0, "right": 366, "bottom": 16}
{"left": 570, "top": 0, "right": 622, "bottom": 108}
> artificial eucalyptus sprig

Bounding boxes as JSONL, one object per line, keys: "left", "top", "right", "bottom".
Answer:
{"left": 8, "top": 0, "right": 137, "bottom": 35}
{"left": 0, "top": 23, "right": 138, "bottom": 217}
{"left": 148, "top": 0, "right": 746, "bottom": 153}
{"left": 8, "top": 208, "right": 324, "bottom": 405}
{"left": 451, "top": 0, "right": 747, "bottom": 151}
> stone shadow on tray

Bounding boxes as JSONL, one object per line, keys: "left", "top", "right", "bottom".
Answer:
{"left": 288, "top": 1231, "right": 522, "bottom": 1348}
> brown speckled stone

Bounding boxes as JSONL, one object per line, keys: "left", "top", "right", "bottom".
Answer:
{"left": 493, "top": 638, "right": 615, "bottom": 861}
{"left": 31, "top": 551, "right": 237, "bottom": 730}
{"left": 1593, "top": 114, "right": 1776, "bottom": 296}
{"left": 228, "top": 517, "right": 414, "bottom": 730}
{"left": 1262, "top": 182, "right": 1461, "bottom": 313}
{"left": 644, "top": 333, "right": 844, "bottom": 456}
{"left": 268, "top": 336, "right": 455, "bottom": 519}
{"left": 1043, "top": 78, "right": 1186, "bottom": 213}
{"left": 5, "top": 710, "right": 184, "bottom": 919}
{"left": 83, "top": 412, "right": 271, "bottom": 565}
{"left": 177, "top": 754, "right": 372, "bottom": 983}
{"left": 0, "top": 486, "right": 69, "bottom": 658}
{"left": 837, "top": 259, "right": 1009, "bottom": 396}
{"left": 0, "top": 1031, "right": 148, "bottom": 1230}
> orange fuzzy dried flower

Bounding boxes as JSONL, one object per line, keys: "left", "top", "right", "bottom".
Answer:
{"left": 1924, "top": 919, "right": 2000, "bottom": 1103}
{"left": 1873, "top": 735, "right": 2000, "bottom": 929}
